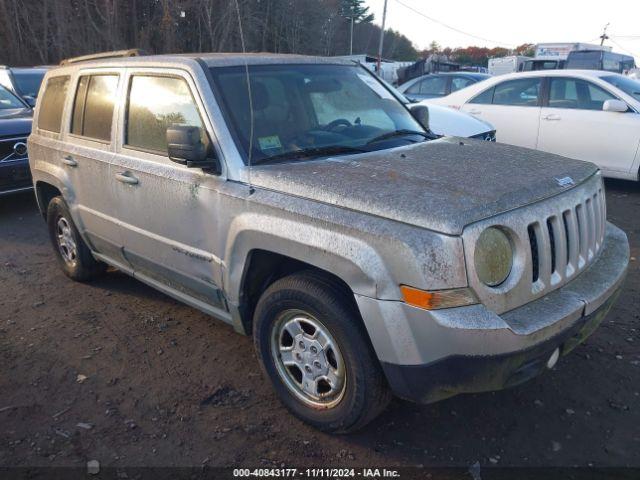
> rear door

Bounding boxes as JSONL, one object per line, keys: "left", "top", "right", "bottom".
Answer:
{"left": 60, "top": 69, "right": 128, "bottom": 267}
{"left": 537, "top": 76, "right": 640, "bottom": 174}
{"left": 109, "top": 68, "right": 228, "bottom": 314}
{"left": 461, "top": 77, "right": 543, "bottom": 149}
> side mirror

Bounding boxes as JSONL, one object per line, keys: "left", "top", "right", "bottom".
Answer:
{"left": 410, "top": 104, "right": 430, "bottom": 131}
{"left": 166, "top": 125, "right": 220, "bottom": 173}
{"left": 603, "top": 99, "right": 628, "bottom": 113}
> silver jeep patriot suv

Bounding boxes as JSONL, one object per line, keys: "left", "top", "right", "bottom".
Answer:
{"left": 28, "top": 51, "right": 629, "bottom": 433}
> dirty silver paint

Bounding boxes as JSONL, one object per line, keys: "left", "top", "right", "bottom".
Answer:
{"left": 356, "top": 223, "right": 628, "bottom": 365}
{"left": 463, "top": 172, "right": 607, "bottom": 314}
{"left": 250, "top": 138, "right": 598, "bottom": 235}
{"left": 28, "top": 54, "right": 629, "bottom": 379}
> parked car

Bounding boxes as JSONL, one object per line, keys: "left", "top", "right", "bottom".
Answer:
{"left": 398, "top": 72, "right": 490, "bottom": 102}
{"left": 381, "top": 78, "right": 497, "bottom": 140}
{"left": 0, "top": 85, "right": 32, "bottom": 196}
{"left": 428, "top": 70, "right": 640, "bottom": 181}
{"left": 419, "top": 103, "right": 495, "bottom": 140}
{"left": 29, "top": 52, "right": 628, "bottom": 433}
{"left": 0, "top": 66, "right": 50, "bottom": 107}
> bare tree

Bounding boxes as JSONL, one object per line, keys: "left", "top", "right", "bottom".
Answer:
{"left": 0, "top": 0, "right": 418, "bottom": 66}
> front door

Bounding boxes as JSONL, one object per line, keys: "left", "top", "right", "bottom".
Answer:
{"left": 537, "top": 76, "right": 640, "bottom": 175}
{"left": 461, "top": 77, "right": 543, "bottom": 149}
{"left": 110, "top": 70, "right": 228, "bottom": 314}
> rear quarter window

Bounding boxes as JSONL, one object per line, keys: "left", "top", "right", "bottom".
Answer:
{"left": 469, "top": 86, "right": 495, "bottom": 104}
{"left": 38, "top": 76, "right": 70, "bottom": 133}
{"left": 492, "top": 78, "right": 541, "bottom": 106}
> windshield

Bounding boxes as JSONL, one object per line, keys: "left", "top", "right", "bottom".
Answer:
{"left": 12, "top": 70, "right": 46, "bottom": 98}
{"left": 566, "top": 51, "right": 602, "bottom": 70}
{"left": 0, "top": 85, "right": 26, "bottom": 110}
{"left": 209, "top": 64, "right": 426, "bottom": 164}
{"left": 602, "top": 75, "right": 640, "bottom": 102}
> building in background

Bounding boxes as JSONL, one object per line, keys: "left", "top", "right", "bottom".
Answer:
{"left": 396, "top": 54, "right": 462, "bottom": 85}
{"left": 333, "top": 54, "right": 413, "bottom": 85}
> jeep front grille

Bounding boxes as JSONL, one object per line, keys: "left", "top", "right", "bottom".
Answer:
{"left": 526, "top": 186, "right": 606, "bottom": 294}
{"left": 463, "top": 173, "right": 607, "bottom": 315}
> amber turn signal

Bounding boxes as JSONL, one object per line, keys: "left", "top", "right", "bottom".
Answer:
{"left": 400, "top": 285, "right": 478, "bottom": 310}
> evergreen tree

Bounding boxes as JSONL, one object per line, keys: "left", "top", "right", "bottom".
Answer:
{"left": 340, "top": 0, "right": 374, "bottom": 24}
{"left": 340, "top": 0, "right": 374, "bottom": 55}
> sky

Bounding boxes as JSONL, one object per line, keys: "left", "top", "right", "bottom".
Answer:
{"left": 365, "top": 0, "right": 640, "bottom": 63}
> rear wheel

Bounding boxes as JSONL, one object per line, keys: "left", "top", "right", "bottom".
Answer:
{"left": 47, "top": 196, "right": 106, "bottom": 281}
{"left": 253, "top": 271, "right": 391, "bottom": 433}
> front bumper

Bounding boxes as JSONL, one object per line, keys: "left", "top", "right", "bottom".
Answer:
{"left": 356, "top": 222, "right": 628, "bottom": 403}
{"left": 0, "top": 157, "right": 32, "bottom": 195}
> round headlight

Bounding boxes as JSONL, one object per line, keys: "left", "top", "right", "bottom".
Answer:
{"left": 474, "top": 227, "right": 513, "bottom": 287}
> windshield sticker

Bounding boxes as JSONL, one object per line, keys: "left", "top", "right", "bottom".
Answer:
{"left": 357, "top": 73, "right": 394, "bottom": 100}
{"left": 258, "top": 135, "right": 282, "bottom": 151}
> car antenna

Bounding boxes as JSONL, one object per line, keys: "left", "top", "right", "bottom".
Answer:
{"left": 233, "top": 0, "right": 255, "bottom": 195}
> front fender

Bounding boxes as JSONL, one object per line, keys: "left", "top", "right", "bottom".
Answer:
{"left": 224, "top": 212, "right": 392, "bottom": 304}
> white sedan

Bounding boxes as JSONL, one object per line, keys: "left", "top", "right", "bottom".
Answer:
{"left": 426, "top": 70, "right": 640, "bottom": 181}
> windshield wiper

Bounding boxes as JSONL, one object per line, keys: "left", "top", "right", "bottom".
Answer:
{"left": 366, "top": 129, "right": 431, "bottom": 145}
{"left": 253, "top": 145, "right": 367, "bottom": 165}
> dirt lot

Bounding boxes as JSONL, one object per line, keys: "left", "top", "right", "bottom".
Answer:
{"left": 0, "top": 179, "right": 638, "bottom": 471}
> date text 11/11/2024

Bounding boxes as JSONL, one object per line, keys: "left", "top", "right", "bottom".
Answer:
{"left": 232, "top": 468, "right": 401, "bottom": 478}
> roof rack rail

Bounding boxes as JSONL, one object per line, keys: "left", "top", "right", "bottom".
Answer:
{"left": 60, "top": 49, "right": 146, "bottom": 66}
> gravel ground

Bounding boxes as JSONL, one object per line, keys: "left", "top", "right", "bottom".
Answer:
{"left": 0, "top": 179, "right": 638, "bottom": 470}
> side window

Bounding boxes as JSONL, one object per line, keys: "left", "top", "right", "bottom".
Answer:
{"left": 405, "top": 80, "right": 422, "bottom": 95}
{"left": 492, "top": 78, "right": 541, "bottom": 106}
{"left": 418, "top": 76, "right": 448, "bottom": 96}
{"left": 549, "top": 78, "right": 617, "bottom": 110}
{"left": 548, "top": 78, "right": 578, "bottom": 109}
{"left": 126, "top": 76, "right": 206, "bottom": 154}
{"left": 71, "top": 74, "right": 119, "bottom": 141}
{"left": 469, "top": 86, "right": 494, "bottom": 104}
{"left": 38, "top": 76, "right": 70, "bottom": 133}
{"left": 451, "top": 77, "right": 474, "bottom": 93}
{"left": 585, "top": 82, "right": 617, "bottom": 109}
{"left": 602, "top": 56, "right": 619, "bottom": 72}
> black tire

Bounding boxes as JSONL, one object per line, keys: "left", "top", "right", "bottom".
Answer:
{"left": 253, "top": 271, "right": 391, "bottom": 433}
{"left": 47, "top": 196, "right": 106, "bottom": 282}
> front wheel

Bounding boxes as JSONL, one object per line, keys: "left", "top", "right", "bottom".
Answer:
{"left": 253, "top": 271, "right": 391, "bottom": 433}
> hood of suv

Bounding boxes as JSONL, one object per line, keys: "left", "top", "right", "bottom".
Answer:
{"left": 251, "top": 138, "right": 599, "bottom": 235}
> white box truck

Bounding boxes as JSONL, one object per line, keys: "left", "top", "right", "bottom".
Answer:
{"left": 488, "top": 56, "right": 532, "bottom": 75}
